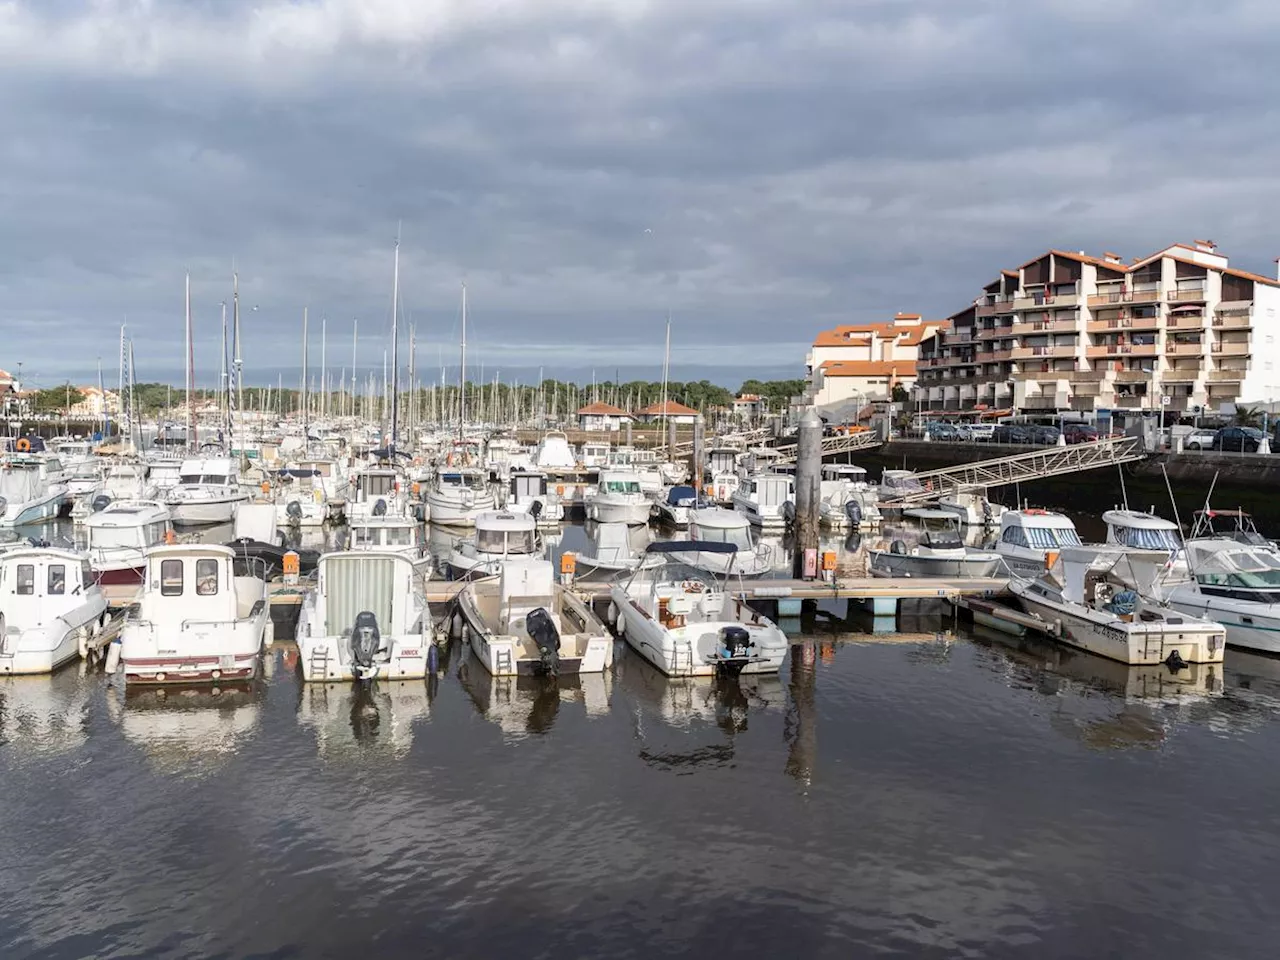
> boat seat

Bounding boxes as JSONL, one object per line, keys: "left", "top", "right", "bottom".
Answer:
{"left": 503, "top": 596, "right": 561, "bottom": 636}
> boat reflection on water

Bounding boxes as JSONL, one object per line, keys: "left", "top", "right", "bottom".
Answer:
{"left": 0, "top": 671, "right": 91, "bottom": 758}
{"left": 107, "top": 679, "right": 265, "bottom": 775}
{"left": 456, "top": 650, "right": 613, "bottom": 740}
{"left": 614, "top": 650, "right": 786, "bottom": 770}
{"left": 295, "top": 678, "right": 436, "bottom": 759}
{"left": 970, "top": 624, "right": 1222, "bottom": 750}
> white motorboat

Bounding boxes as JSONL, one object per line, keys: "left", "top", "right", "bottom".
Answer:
{"left": 818, "top": 464, "right": 882, "bottom": 530}
{"left": 448, "top": 511, "right": 540, "bottom": 579}
{"left": 605, "top": 448, "right": 666, "bottom": 497}
{"left": 936, "top": 489, "right": 1004, "bottom": 527}
{"left": 82, "top": 499, "right": 173, "bottom": 599}
{"left": 1159, "top": 539, "right": 1280, "bottom": 653}
{"left": 0, "top": 454, "right": 70, "bottom": 527}
{"left": 146, "top": 456, "right": 184, "bottom": 496}
{"left": 100, "top": 461, "right": 159, "bottom": 502}
{"left": 653, "top": 484, "right": 712, "bottom": 527}
{"left": 0, "top": 547, "right": 109, "bottom": 674}
{"left": 584, "top": 469, "right": 652, "bottom": 525}
{"left": 1104, "top": 508, "right": 1186, "bottom": 577}
{"left": 572, "top": 521, "right": 661, "bottom": 580}
{"left": 347, "top": 514, "right": 431, "bottom": 571}
{"left": 503, "top": 469, "right": 564, "bottom": 527}
{"left": 879, "top": 469, "right": 926, "bottom": 504}
{"left": 118, "top": 544, "right": 271, "bottom": 684}
{"left": 533, "top": 431, "right": 579, "bottom": 470}
{"left": 1010, "top": 545, "right": 1226, "bottom": 666}
{"left": 454, "top": 558, "right": 612, "bottom": 677}
{"left": 868, "top": 509, "right": 1004, "bottom": 578}
{"left": 166, "top": 458, "right": 250, "bottom": 526}
{"left": 273, "top": 459, "right": 349, "bottom": 527}
{"left": 296, "top": 551, "right": 437, "bottom": 682}
{"left": 705, "top": 446, "right": 743, "bottom": 504}
{"left": 426, "top": 466, "right": 497, "bottom": 527}
{"left": 731, "top": 473, "right": 794, "bottom": 530}
{"left": 608, "top": 541, "right": 789, "bottom": 677}
{"left": 347, "top": 466, "right": 410, "bottom": 522}
{"left": 64, "top": 458, "right": 106, "bottom": 520}
{"left": 578, "top": 441, "right": 611, "bottom": 468}
{"left": 995, "top": 508, "right": 1084, "bottom": 578}
{"left": 687, "top": 507, "right": 773, "bottom": 576}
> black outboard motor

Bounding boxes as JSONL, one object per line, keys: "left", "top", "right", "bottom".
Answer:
{"left": 286, "top": 500, "right": 303, "bottom": 523}
{"left": 350, "top": 611, "right": 383, "bottom": 681}
{"left": 714, "top": 625, "right": 755, "bottom": 678}
{"left": 782, "top": 501, "right": 796, "bottom": 525}
{"left": 373, "top": 498, "right": 388, "bottom": 517}
{"left": 91, "top": 493, "right": 112, "bottom": 513}
{"left": 529, "top": 500, "right": 543, "bottom": 522}
{"left": 525, "top": 607, "right": 561, "bottom": 677}
{"left": 844, "top": 500, "right": 862, "bottom": 527}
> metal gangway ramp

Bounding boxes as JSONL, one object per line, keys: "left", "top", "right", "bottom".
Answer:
{"left": 773, "top": 430, "right": 885, "bottom": 463}
{"left": 884, "top": 436, "right": 1145, "bottom": 504}
{"left": 672, "top": 427, "right": 772, "bottom": 458}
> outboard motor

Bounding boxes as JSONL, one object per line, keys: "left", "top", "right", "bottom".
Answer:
{"left": 529, "top": 499, "right": 543, "bottom": 522}
{"left": 286, "top": 500, "right": 303, "bottom": 523}
{"left": 372, "top": 497, "right": 388, "bottom": 517}
{"left": 781, "top": 500, "right": 796, "bottom": 525}
{"left": 525, "top": 606, "right": 561, "bottom": 677}
{"left": 844, "top": 500, "right": 862, "bottom": 527}
{"left": 714, "top": 625, "right": 755, "bottom": 678}
{"left": 350, "top": 611, "right": 383, "bottom": 681}
{"left": 91, "top": 493, "right": 112, "bottom": 513}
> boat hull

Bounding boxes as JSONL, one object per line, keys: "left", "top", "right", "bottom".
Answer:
{"left": 297, "top": 634, "right": 433, "bottom": 682}
{"left": 0, "top": 625, "right": 89, "bottom": 675}
{"left": 868, "top": 551, "right": 1003, "bottom": 578}
{"left": 0, "top": 491, "right": 68, "bottom": 528}
{"left": 1165, "top": 592, "right": 1280, "bottom": 654}
{"left": 120, "top": 616, "right": 269, "bottom": 685}
{"left": 426, "top": 493, "right": 497, "bottom": 527}
{"left": 586, "top": 499, "right": 652, "bottom": 525}
{"left": 168, "top": 496, "right": 247, "bottom": 526}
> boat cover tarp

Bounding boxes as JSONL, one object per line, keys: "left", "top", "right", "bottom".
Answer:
{"left": 646, "top": 540, "right": 737, "bottom": 555}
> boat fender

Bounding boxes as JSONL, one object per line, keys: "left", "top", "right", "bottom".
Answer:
{"left": 105, "top": 640, "right": 122, "bottom": 674}
{"left": 525, "top": 606, "right": 561, "bottom": 677}
{"left": 890, "top": 539, "right": 908, "bottom": 556}
{"left": 77, "top": 624, "right": 90, "bottom": 659}
{"left": 844, "top": 500, "right": 862, "bottom": 526}
{"left": 427, "top": 643, "right": 439, "bottom": 674}
{"left": 91, "top": 493, "right": 112, "bottom": 513}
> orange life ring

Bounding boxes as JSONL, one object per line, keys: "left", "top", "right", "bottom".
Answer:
{"left": 15, "top": 438, "right": 30, "bottom": 453}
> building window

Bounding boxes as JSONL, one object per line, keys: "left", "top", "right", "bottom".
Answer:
{"left": 160, "top": 559, "right": 183, "bottom": 596}
{"left": 47, "top": 564, "right": 66, "bottom": 595}
{"left": 16, "top": 564, "right": 34, "bottom": 595}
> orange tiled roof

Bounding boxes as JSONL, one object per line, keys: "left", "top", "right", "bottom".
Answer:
{"left": 639, "top": 400, "right": 700, "bottom": 416}
{"left": 1016, "top": 249, "right": 1131, "bottom": 272}
{"left": 577, "top": 402, "right": 630, "bottom": 416}
{"left": 819, "top": 360, "right": 915, "bottom": 378}
{"left": 812, "top": 318, "right": 940, "bottom": 349}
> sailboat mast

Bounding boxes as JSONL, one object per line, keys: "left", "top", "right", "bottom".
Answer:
{"left": 301, "top": 307, "right": 309, "bottom": 436}
{"left": 459, "top": 282, "right": 467, "bottom": 440}
{"left": 185, "top": 273, "right": 196, "bottom": 449}
{"left": 390, "top": 234, "right": 401, "bottom": 450}
{"left": 321, "top": 316, "right": 328, "bottom": 421}
{"left": 660, "top": 312, "right": 671, "bottom": 454}
{"left": 351, "top": 318, "right": 358, "bottom": 420}
{"left": 219, "top": 301, "right": 228, "bottom": 431}
{"left": 232, "top": 271, "right": 243, "bottom": 457}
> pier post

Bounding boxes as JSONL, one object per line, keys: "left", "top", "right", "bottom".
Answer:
{"left": 792, "top": 408, "right": 822, "bottom": 579}
{"left": 693, "top": 415, "right": 705, "bottom": 491}
{"left": 625, "top": 419, "right": 632, "bottom": 447}
{"left": 667, "top": 417, "right": 677, "bottom": 457}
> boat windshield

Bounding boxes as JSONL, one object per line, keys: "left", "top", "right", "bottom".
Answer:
{"left": 88, "top": 527, "right": 144, "bottom": 549}
{"left": 1113, "top": 525, "right": 1182, "bottom": 550}
{"left": 884, "top": 473, "right": 925, "bottom": 494}
{"left": 1196, "top": 549, "right": 1280, "bottom": 588}
{"left": 604, "top": 480, "right": 641, "bottom": 495}
{"left": 476, "top": 528, "right": 536, "bottom": 554}
{"left": 181, "top": 474, "right": 230, "bottom": 485}
{"left": 693, "top": 524, "right": 752, "bottom": 549}
{"left": 1002, "top": 523, "right": 1082, "bottom": 549}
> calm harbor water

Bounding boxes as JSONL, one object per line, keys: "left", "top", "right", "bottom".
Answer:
{"left": 4, "top": 618, "right": 1280, "bottom": 958}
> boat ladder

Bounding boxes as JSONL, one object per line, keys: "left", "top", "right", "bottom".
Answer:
{"left": 308, "top": 644, "right": 331, "bottom": 679}
{"left": 670, "top": 640, "right": 694, "bottom": 676}
{"left": 495, "top": 646, "right": 513, "bottom": 676}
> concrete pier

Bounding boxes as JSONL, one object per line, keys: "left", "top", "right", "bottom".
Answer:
{"left": 792, "top": 409, "right": 822, "bottom": 578}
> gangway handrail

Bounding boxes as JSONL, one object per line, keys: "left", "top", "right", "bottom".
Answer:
{"left": 772, "top": 431, "right": 885, "bottom": 463}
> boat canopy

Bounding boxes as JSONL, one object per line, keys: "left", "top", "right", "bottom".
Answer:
{"left": 665, "top": 485, "right": 698, "bottom": 505}
{"left": 646, "top": 540, "right": 737, "bottom": 555}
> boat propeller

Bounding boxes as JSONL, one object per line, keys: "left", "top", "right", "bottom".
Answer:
{"left": 525, "top": 606, "right": 561, "bottom": 677}
{"left": 350, "top": 611, "right": 383, "bottom": 681}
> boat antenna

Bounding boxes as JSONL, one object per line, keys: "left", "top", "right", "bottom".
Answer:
{"left": 1116, "top": 462, "right": 1129, "bottom": 511}
{"left": 1192, "top": 470, "right": 1220, "bottom": 540}
{"left": 1160, "top": 462, "right": 1195, "bottom": 583}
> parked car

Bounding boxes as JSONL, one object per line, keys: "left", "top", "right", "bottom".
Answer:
{"left": 1182, "top": 428, "right": 1218, "bottom": 450}
{"left": 1063, "top": 423, "right": 1099, "bottom": 444}
{"left": 1031, "top": 425, "right": 1062, "bottom": 445}
{"left": 993, "top": 424, "right": 1033, "bottom": 444}
{"left": 1212, "top": 426, "right": 1265, "bottom": 453}
{"left": 961, "top": 423, "right": 996, "bottom": 442}
{"left": 925, "top": 422, "right": 960, "bottom": 441}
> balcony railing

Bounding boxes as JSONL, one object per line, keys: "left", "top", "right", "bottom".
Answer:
{"left": 1212, "top": 341, "right": 1251, "bottom": 357}
{"left": 1086, "top": 344, "right": 1158, "bottom": 358}
{"left": 1086, "top": 316, "right": 1160, "bottom": 332}
{"left": 1087, "top": 289, "right": 1128, "bottom": 307}
{"left": 1167, "top": 313, "right": 1206, "bottom": 328}
{"left": 1212, "top": 312, "right": 1252, "bottom": 329}
{"left": 1113, "top": 396, "right": 1148, "bottom": 408}
{"left": 1012, "top": 320, "right": 1078, "bottom": 335}
{"left": 1207, "top": 369, "right": 1245, "bottom": 382}
{"left": 975, "top": 351, "right": 995, "bottom": 362}
{"left": 1011, "top": 346, "right": 1076, "bottom": 360}
{"left": 1023, "top": 397, "right": 1062, "bottom": 410}
{"left": 991, "top": 349, "right": 1015, "bottom": 361}
{"left": 1165, "top": 342, "right": 1205, "bottom": 355}
{"left": 1075, "top": 370, "right": 1108, "bottom": 382}
{"left": 1169, "top": 287, "right": 1207, "bottom": 302}
{"left": 1113, "top": 370, "right": 1154, "bottom": 383}
{"left": 1130, "top": 288, "right": 1161, "bottom": 303}
{"left": 1021, "top": 369, "right": 1077, "bottom": 381}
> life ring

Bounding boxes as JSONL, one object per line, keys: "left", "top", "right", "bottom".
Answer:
{"left": 15, "top": 438, "right": 30, "bottom": 453}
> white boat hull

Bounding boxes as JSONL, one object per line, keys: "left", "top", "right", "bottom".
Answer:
{"left": 120, "top": 615, "right": 269, "bottom": 684}
{"left": 168, "top": 495, "right": 248, "bottom": 526}
{"left": 298, "top": 633, "right": 433, "bottom": 681}
{"left": 586, "top": 499, "right": 652, "bottom": 525}
{"left": 426, "top": 493, "right": 497, "bottom": 527}
{"left": 0, "top": 489, "right": 68, "bottom": 527}
{"left": 1164, "top": 592, "right": 1280, "bottom": 654}
{"left": 0, "top": 609, "right": 107, "bottom": 675}
{"left": 868, "top": 550, "right": 1003, "bottom": 578}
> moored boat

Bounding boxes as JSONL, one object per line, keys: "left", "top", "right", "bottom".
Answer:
{"left": 0, "top": 547, "right": 109, "bottom": 675}
{"left": 868, "top": 509, "right": 1004, "bottom": 578}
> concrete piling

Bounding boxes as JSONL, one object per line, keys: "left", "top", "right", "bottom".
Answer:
{"left": 793, "top": 408, "right": 822, "bottom": 578}
{"left": 693, "top": 415, "right": 705, "bottom": 491}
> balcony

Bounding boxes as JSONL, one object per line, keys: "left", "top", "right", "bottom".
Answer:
{"left": 991, "top": 349, "right": 1015, "bottom": 361}
{"left": 1167, "top": 313, "right": 1206, "bottom": 329}
{"left": 1165, "top": 341, "right": 1205, "bottom": 356}
{"left": 1212, "top": 341, "right": 1251, "bottom": 357}
{"left": 1130, "top": 287, "right": 1161, "bottom": 303}
{"left": 1012, "top": 319, "right": 1078, "bottom": 335}
{"left": 1023, "top": 397, "right": 1063, "bottom": 411}
{"left": 1021, "top": 369, "right": 1076, "bottom": 381}
{"left": 975, "top": 350, "right": 995, "bottom": 362}
{"left": 1113, "top": 395, "right": 1149, "bottom": 409}
{"left": 976, "top": 325, "right": 1014, "bottom": 341}
{"left": 1075, "top": 370, "right": 1108, "bottom": 382}
{"left": 1086, "top": 343, "right": 1158, "bottom": 358}
{"left": 1212, "top": 311, "right": 1253, "bottom": 329}
{"left": 1207, "top": 369, "right": 1245, "bottom": 382}
{"left": 1073, "top": 382, "right": 1102, "bottom": 396}
{"left": 1086, "top": 315, "right": 1160, "bottom": 333}
{"left": 1169, "top": 287, "right": 1207, "bottom": 302}
{"left": 1161, "top": 368, "right": 1201, "bottom": 382}
{"left": 974, "top": 301, "right": 1013, "bottom": 317}
{"left": 1011, "top": 345, "right": 1077, "bottom": 360}
{"left": 1011, "top": 293, "right": 1060, "bottom": 311}
{"left": 1113, "top": 370, "right": 1153, "bottom": 383}
{"left": 1087, "top": 289, "right": 1129, "bottom": 307}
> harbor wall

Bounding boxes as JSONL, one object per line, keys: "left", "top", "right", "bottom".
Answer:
{"left": 857, "top": 441, "right": 1280, "bottom": 530}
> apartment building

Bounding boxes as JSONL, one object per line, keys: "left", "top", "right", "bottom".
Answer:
{"left": 914, "top": 241, "right": 1280, "bottom": 417}
{"left": 801, "top": 312, "right": 945, "bottom": 408}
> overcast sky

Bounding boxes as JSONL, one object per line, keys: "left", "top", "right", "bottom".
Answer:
{"left": 4, "top": 0, "right": 1279, "bottom": 389}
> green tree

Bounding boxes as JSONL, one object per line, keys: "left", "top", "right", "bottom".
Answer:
{"left": 1233, "top": 404, "right": 1264, "bottom": 428}
{"left": 31, "top": 386, "right": 84, "bottom": 413}
{"left": 891, "top": 384, "right": 910, "bottom": 405}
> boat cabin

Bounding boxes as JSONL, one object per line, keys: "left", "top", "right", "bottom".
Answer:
{"left": 354, "top": 468, "right": 398, "bottom": 502}
{"left": 904, "top": 508, "right": 964, "bottom": 549}
{"left": 138, "top": 544, "right": 264, "bottom": 623}
{"left": 1183, "top": 541, "right": 1280, "bottom": 602}
{"left": 314, "top": 552, "right": 422, "bottom": 638}
{"left": 474, "top": 512, "right": 538, "bottom": 557}
{"left": 822, "top": 464, "right": 868, "bottom": 482}
{"left": 349, "top": 516, "right": 423, "bottom": 554}
{"left": 0, "top": 548, "right": 95, "bottom": 625}
{"left": 690, "top": 509, "right": 754, "bottom": 550}
{"left": 1103, "top": 510, "right": 1182, "bottom": 552}
{"left": 437, "top": 468, "right": 489, "bottom": 491}
{"left": 578, "top": 442, "right": 611, "bottom": 467}
{"left": 706, "top": 447, "right": 740, "bottom": 475}
{"left": 998, "top": 509, "right": 1082, "bottom": 551}
{"left": 84, "top": 500, "right": 172, "bottom": 552}
{"left": 509, "top": 470, "right": 549, "bottom": 502}
{"left": 597, "top": 470, "right": 644, "bottom": 496}
{"left": 177, "top": 458, "right": 237, "bottom": 486}
{"left": 738, "top": 474, "right": 794, "bottom": 509}
{"left": 881, "top": 470, "right": 925, "bottom": 499}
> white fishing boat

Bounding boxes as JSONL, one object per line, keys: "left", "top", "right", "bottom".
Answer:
{"left": 608, "top": 541, "right": 789, "bottom": 677}
{"left": 83, "top": 499, "right": 173, "bottom": 599}
{"left": 731, "top": 473, "right": 794, "bottom": 530}
{"left": 868, "top": 509, "right": 1004, "bottom": 578}
{"left": 272, "top": 459, "right": 349, "bottom": 527}
{"left": 347, "top": 466, "right": 409, "bottom": 522}
{"left": 100, "top": 461, "right": 159, "bottom": 502}
{"left": 578, "top": 440, "right": 611, "bottom": 468}
{"left": 995, "top": 508, "right": 1084, "bottom": 578}
{"left": 818, "top": 464, "right": 882, "bottom": 530}
{"left": 448, "top": 511, "right": 540, "bottom": 579}
{"left": 879, "top": 469, "right": 926, "bottom": 505}
{"left": 573, "top": 521, "right": 661, "bottom": 580}
{"left": 64, "top": 458, "right": 106, "bottom": 520}
{"left": 936, "top": 489, "right": 1004, "bottom": 527}
{"left": 0, "top": 548, "right": 109, "bottom": 675}
{"left": 1104, "top": 508, "right": 1186, "bottom": 577}
{"left": 503, "top": 469, "right": 564, "bottom": 527}
{"left": 1159, "top": 539, "right": 1280, "bottom": 653}
{"left": 166, "top": 458, "right": 249, "bottom": 526}
{"left": 533, "top": 431, "right": 579, "bottom": 470}
{"left": 146, "top": 456, "right": 184, "bottom": 496}
{"left": 118, "top": 544, "right": 271, "bottom": 684}
{"left": 296, "top": 551, "right": 436, "bottom": 682}
{"left": 687, "top": 507, "right": 773, "bottom": 576}
{"left": 0, "top": 454, "right": 70, "bottom": 527}
{"left": 705, "top": 446, "right": 743, "bottom": 504}
{"left": 1010, "top": 546, "right": 1226, "bottom": 667}
{"left": 605, "top": 448, "right": 666, "bottom": 497}
{"left": 426, "top": 466, "right": 497, "bottom": 527}
{"left": 585, "top": 469, "right": 652, "bottom": 525}
{"left": 347, "top": 514, "right": 431, "bottom": 571}
{"left": 653, "top": 484, "right": 711, "bottom": 527}
{"left": 454, "top": 558, "right": 612, "bottom": 677}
